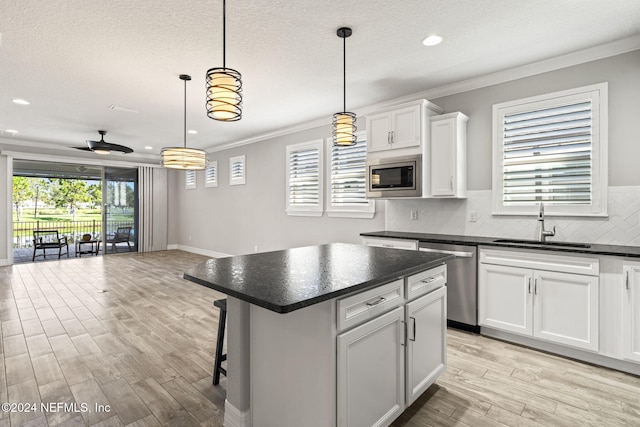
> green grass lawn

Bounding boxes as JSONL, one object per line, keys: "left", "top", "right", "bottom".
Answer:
{"left": 13, "top": 208, "right": 133, "bottom": 222}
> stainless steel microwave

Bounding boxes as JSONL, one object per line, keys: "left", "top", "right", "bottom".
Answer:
{"left": 366, "top": 155, "right": 422, "bottom": 198}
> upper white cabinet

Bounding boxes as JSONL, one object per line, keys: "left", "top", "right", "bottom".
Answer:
{"left": 430, "top": 112, "right": 468, "bottom": 198}
{"left": 366, "top": 100, "right": 442, "bottom": 156}
{"left": 479, "top": 248, "right": 599, "bottom": 352}
{"left": 622, "top": 262, "right": 640, "bottom": 363}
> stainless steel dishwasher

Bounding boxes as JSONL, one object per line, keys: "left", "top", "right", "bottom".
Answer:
{"left": 418, "top": 242, "right": 478, "bottom": 332}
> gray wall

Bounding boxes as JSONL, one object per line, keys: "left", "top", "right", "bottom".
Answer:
{"left": 430, "top": 50, "right": 640, "bottom": 190}
{"left": 168, "top": 125, "right": 385, "bottom": 255}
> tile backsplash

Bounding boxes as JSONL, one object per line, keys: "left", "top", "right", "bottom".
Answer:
{"left": 386, "top": 187, "right": 640, "bottom": 246}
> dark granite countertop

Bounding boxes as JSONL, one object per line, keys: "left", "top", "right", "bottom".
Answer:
{"left": 183, "top": 243, "right": 452, "bottom": 313}
{"left": 361, "top": 231, "right": 640, "bottom": 258}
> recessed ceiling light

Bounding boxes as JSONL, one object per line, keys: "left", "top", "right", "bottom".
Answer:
{"left": 188, "top": 130, "right": 198, "bottom": 135}
{"left": 5, "top": 129, "right": 18, "bottom": 134}
{"left": 12, "top": 98, "right": 30, "bottom": 105}
{"left": 422, "top": 35, "right": 443, "bottom": 46}
{"left": 144, "top": 146, "right": 153, "bottom": 150}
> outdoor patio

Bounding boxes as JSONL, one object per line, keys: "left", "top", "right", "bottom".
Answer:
{"left": 13, "top": 241, "right": 138, "bottom": 264}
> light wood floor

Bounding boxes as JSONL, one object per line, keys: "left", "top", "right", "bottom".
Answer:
{"left": 2, "top": 251, "right": 639, "bottom": 426}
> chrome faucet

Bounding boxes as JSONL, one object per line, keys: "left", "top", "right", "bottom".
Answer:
{"left": 537, "top": 202, "right": 556, "bottom": 242}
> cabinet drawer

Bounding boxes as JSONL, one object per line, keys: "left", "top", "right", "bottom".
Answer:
{"left": 406, "top": 264, "right": 447, "bottom": 301}
{"left": 361, "top": 237, "right": 418, "bottom": 251}
{"left": 337, "top": 279, "right": 405, "bottom": 332}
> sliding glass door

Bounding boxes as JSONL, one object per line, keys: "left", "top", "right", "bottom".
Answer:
{"left": 103, "top": 167, "right": 138, "bottom": 254}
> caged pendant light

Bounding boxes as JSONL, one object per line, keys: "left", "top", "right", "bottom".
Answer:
{"left": 332, "top": 27, "right": 357, "bottom": 146}
{"left": 206, "top": 0, "right": 243, "bottom": 121}
{"left": 161, "top": 74, "right": 207, "bottom": 170}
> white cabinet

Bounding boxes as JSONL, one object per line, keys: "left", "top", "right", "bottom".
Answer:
{"left": 405, "top": 286, "right": 447, "bottom": 405}
{"left": 337, "top": 307, "right": 405, "bottom": 427}
{"left": 479, "top": 263, "right": 532, "bottom": 335}
{"left": 367, "top": 103, "right": 421, "bottom": 152}
{"left": 361, "top": 236, "right": 418, "bottom": 251}
{"left": 479, "top": 248, "right": 599, "bottom": 352}
{"left": 366, "top": 100, "right": 442, "bottom": 155}
{"left": 336, "top": 264, "right": 447, "bottom": 427}
{"left": 430, "top": 112, "right": 468, "bottom": 198}
{"left": 622, "top": 262, "right": 640, "bottom": 362}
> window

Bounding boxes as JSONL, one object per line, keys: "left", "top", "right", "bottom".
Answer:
{"left": 185, "top": 170, "right": 196, "bottom": 189}
{"left": 492, "top": 83, "right": 607, "bottom": 216}
{"left": 230, "top": 155, "right": 246, "bottom": 186}
{"left": 205, "top": 161, "right": 218, "bottom": 188}
{"left": 326, "top": 132, "right": 374, "bottom": 218}
{"left": 286, "top": 139, "right": 323, "bottom": 216}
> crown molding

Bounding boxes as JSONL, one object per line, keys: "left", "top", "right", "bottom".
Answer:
{"left": 208, "top": 35, "right": 640, "bottom": 153}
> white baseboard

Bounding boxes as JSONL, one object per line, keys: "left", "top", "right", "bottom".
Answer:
{"left": 224, "top": 399, "right": 251, "bottom": 427}
{"left": 169, "top": 244, "right": 233, "bottom": 258}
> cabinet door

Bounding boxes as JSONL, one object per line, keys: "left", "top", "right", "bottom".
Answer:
{"left": 390, "top": 104, "right": 422, "bottom": 149}
{"left": 533, "top": 270, "right": 599, "bottom": 351}
{"left": 337, "top": 307, "right": 405, "bottom": 427}
{"left": 622, "top": 264, "right": 640, "bottom": 362}
{"left": 478, "top": 263, "right": 532, "bottom": 335}
{"left": 405, "top": 286, "right": 446, "bottom": 406}
{"left": 367, "top": 112, "right": 393, "bottom": 152}
{"left": 430, "top": 117, "right": 455, "bottom": 196}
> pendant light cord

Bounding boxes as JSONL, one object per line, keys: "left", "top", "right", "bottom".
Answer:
{"left": 183, "top": 77, "right": 187, "bottom": 149}
{"left": 222, "top": 0, "right": 226, "bottom": 68}
{"left": 342, "top": 34, "right": 346, "bottom": 112}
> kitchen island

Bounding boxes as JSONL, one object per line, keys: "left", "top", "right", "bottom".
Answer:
{"left": 184, "top": 243, "right": 451, "bottom": 427}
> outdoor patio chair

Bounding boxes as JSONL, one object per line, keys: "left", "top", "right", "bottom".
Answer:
{"left": 32, "top": 230, "right": 69, "bottom": 261}
{"left": 106, "top": 226, "right": 133, "bottom": 253}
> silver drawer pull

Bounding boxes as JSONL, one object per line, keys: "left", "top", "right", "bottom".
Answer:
{"left": 366, "top": 297, "right": 386, "bottom": 307}
{"left": 421, "top": 277, "right": 436, "bottom": 284}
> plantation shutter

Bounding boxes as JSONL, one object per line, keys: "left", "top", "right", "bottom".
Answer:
{"left": 229, "top": 155, "right": 246, "bottom": 185}
{"left": 330, "top": 138, "right": 368, "bottom": 206}
{"left": 185, "top": 170, "right": 196, "bottom": 189}
{"left": 289, "top": 146, "right": 320, "bottom": 207}
{"left": 502, "top": 100, "right": 592, "bottom": 206}
{"left": 205, "top": 162, "right": 218, "bottom": 187}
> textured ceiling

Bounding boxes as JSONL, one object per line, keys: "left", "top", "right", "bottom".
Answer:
{"left": 1, "top": 0, "right": 639, "bottom": 159}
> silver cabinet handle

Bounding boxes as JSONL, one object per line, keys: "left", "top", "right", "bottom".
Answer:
{"left": 626, "top": 271, "right": 630, "bottom": 290}
{"left": 391, "top": 131, "right": 394, "bottom": 144}
{"left": 534, "top": 278, "right": 538, "bottom": 295}
{"left": 366, "top": 297, "right": 386, "bottom": 307}
{"left": 400, "top": 320, "right": 406, "bottom": 346}
{"left": 421, "top": 277, "right": 436, "bottom": 284}
{"left": 450, "top": 176, "right": 454, "bottom": 190}
{"left": 387, "top": 132, "right": 391, "bottom": 144}
{"left": 528, "top": 277, "right": 532, "bottom": 294}
{"left": 381, "top": 244, "right": 393, "bottom": 248}
{"left": 409, "top": 316, "right": 416, "bottom": 341}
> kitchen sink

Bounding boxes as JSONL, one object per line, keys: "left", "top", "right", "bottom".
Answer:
{"left": 492, "top": 238, "right": 591, "bottom": 248}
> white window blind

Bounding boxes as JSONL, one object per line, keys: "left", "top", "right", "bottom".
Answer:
{"left": 327, "top": 132, "right": 374, "bottom": 218}
{"left": 205, "top": 161, "right": 218, "bottom": 188}
{"left": 286, "top": 140, "right": 323, "bottom": 216}
{"left": 502, "top": 100, "right": 592, "bottom": 205}
{"left": 185, "top": 170, "right": 196, "bottom": 189}
{"left": 492, "top": 83, "right": 607, "bottom": 217}
{"left": 229, "top": 155, "right": 246, "bottom": 185}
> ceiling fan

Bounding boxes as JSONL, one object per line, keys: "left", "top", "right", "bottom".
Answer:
{"left": 75, "top": 130, "right": 134, "bottom": 154}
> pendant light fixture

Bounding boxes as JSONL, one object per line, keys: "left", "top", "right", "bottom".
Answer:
{"left": 161, "top": 74, "right": 207, "bottom": 170}
{"left": 332, "top": 27, "right": 357, "bottom": 146}
{"left": 206, "top": 0, "right": 242, "bottom": 121}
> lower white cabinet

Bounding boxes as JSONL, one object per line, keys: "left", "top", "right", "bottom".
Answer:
{"left": 479, "top": 248, "right": 599, "bottom": 352}
{"left": 622, "top": 262, "right": 640, "bottom": 362}
{"left": 405, "top": 286, "right": 447, "bottom": 405}
{"left": 337, "top": 266, "right": 447, "bottom": 427}
{"left": 337, "top": 307, "right": 405, "bottom": 427}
